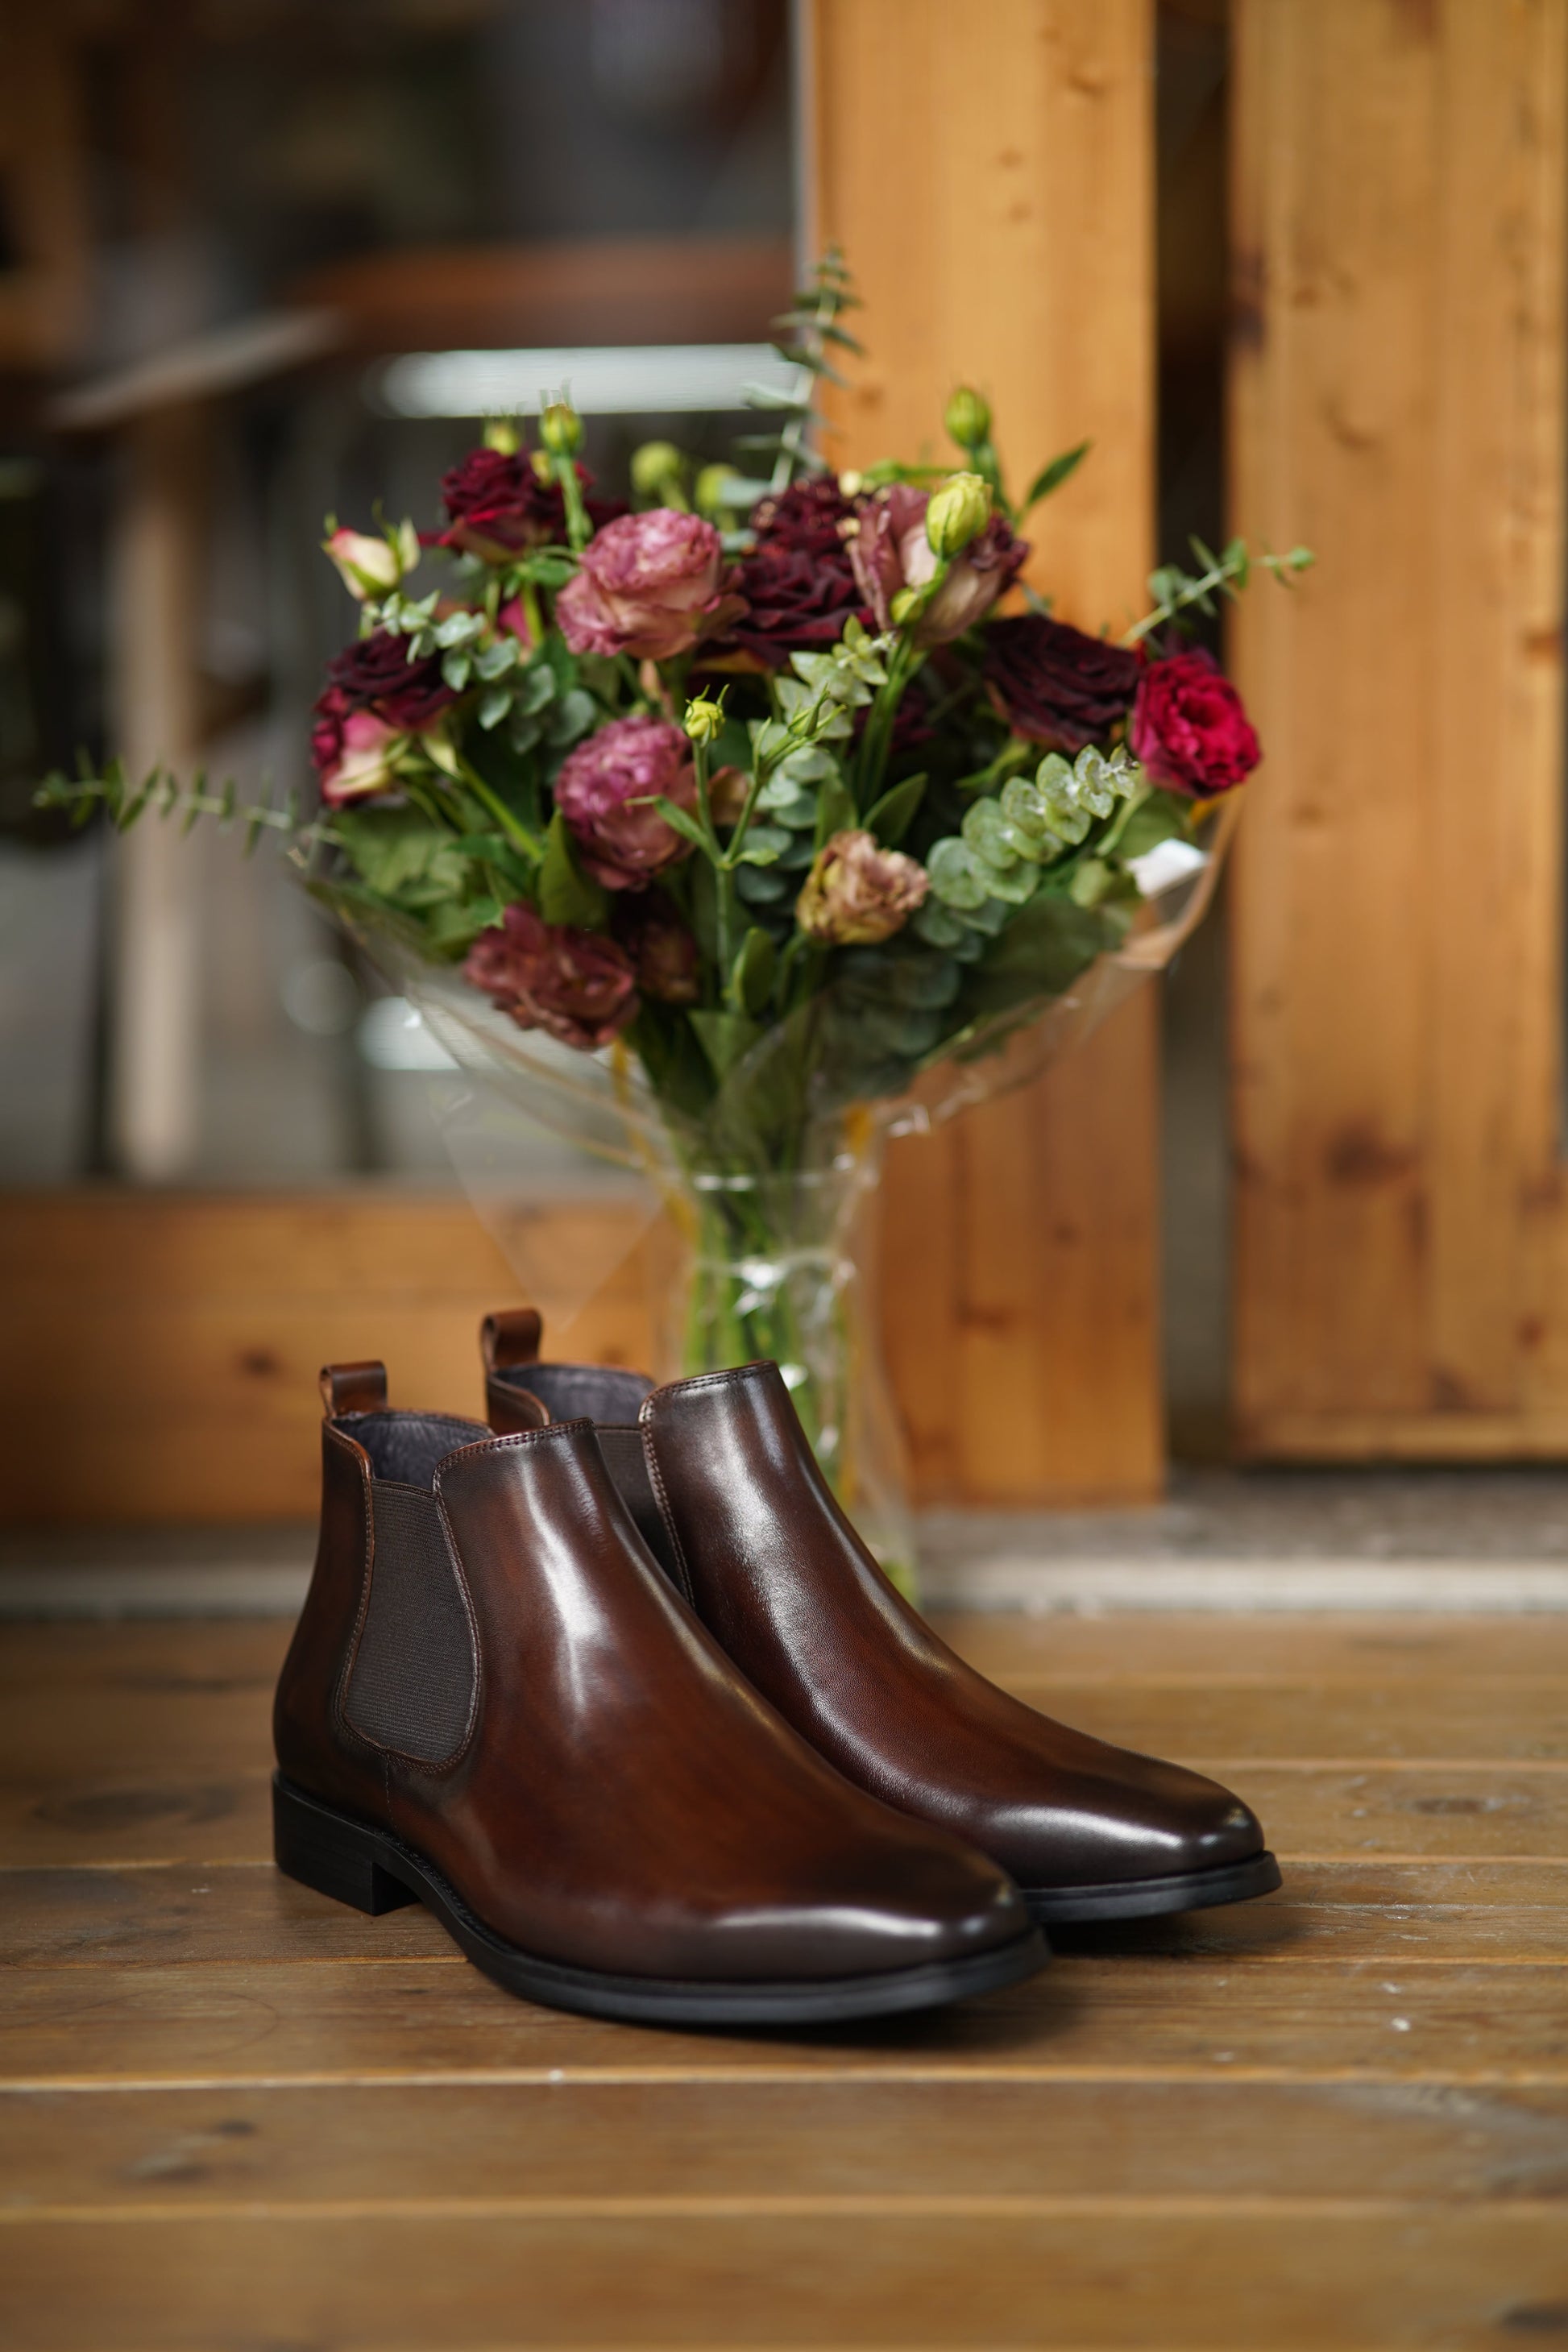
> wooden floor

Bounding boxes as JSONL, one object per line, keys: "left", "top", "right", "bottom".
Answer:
{"left": 2, "top": 1608, "right": 1566, "bottom": 2348}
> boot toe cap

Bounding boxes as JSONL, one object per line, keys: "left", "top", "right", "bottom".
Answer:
{"left": 1007, "top": 1761, "right": 1267, "bottom": 1891}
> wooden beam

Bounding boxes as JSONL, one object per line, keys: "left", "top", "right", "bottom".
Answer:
{"left": 1230, "top": 0, "right": 1568, "bottom": 1458}
{"left": 809, "top": 0, "right": 1163, "bottom": 1504}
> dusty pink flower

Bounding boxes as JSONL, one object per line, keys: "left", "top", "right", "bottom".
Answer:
{"left": 795, "top": 828, "right": 929, "bottom": 945}
{"left": 555, "top": 509, "right": 744, "bottom": 662}
{"left": 552, "top": 714, "right": 699, "bottom": 890}
{"left": 848, "top": 486, "right": 1027, "bottom": 647}
{"left": 311, "top": 697, "right": 404, "bottom": 805}
{"left": 463, "top": 903, "right": 639, "bottom": 1051}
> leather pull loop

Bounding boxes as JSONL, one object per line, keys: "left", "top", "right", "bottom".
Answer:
{"left": 487, "top": 1381, "right": 550, "bottom": 1437}
{"left": 319, "top": 1360, "right": 388, "bottom": 1419}
{"left": 480, "top": 1308, "right": 543, "bottom": 1373}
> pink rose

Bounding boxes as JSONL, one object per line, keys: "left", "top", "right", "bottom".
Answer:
{"left": 848, "top": 487, "right": 1027, "bottom": 647}
{"left": 555, "top": 509, "right": 745, "bottom": 662}
{"left": 1130, "top": 649, "right": 1260, "bottom": 795}
{"left": 552, "top": 713, "right": 699, "bottom": 890}
{"left": 795, "top": 828, "right": 929, "bottom": 945}
{"left": 312, "top": 699, "right": 404, "bottom": 806}
{"left": 463, "top": 903, "right": 639, "bottom": 1051}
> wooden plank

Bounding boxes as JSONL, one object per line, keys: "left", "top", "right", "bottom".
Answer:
{"left": 10, "top": 1650, "right": 1568, "bottom": 1777}
{"left": 11, "top": 1609, "right": 1568, "bottom": 1693}
{"left": 0, "top": 1192, "right": 658, "bottom": 1521}
{"left": 7, "top": 2075, "right": 1566, "bottom": 2210}
{"left": 2, "top": 2205, "right": 1565, "bottom": 2350}
{"left": 5, "top": 1956, "right": 1565, "bottom": 2088}
{"left": 1230, "top": 0, "right": 1568, "bottom": 1454}
{"left": 811, "top": 0, "right": 1162, "bottom": 1505}
{"left": 7, "top": 1860, "right": 1566, "bottom": 1969}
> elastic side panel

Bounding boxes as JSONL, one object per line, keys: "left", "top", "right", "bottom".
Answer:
{"left": 499, "top": 1362, "right": 653, "bottom": 1424}
{"left": 345, "top": 1482, "right": 476, "bottom": 1762}
{"left": 594, "top": 1424, "right": 684, "bottom": 1589}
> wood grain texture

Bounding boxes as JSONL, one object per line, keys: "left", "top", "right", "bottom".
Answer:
{"left": 3, "top": 2205, "right": 1566, "bottom": 2350}
{"left": 3, "top": 1601, "right": 1566, "bottom": 2346}
{"left": 0, "top": 1190, "right": 659, "bottom": 1521}
{"left": 1230, "top": 0, "right": 1568, "bottom": 1456}
{"left": 810, "top": 0, "right": 1163, "bottom": 1504}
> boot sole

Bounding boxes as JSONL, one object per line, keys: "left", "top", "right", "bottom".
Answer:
{"left": 273, "top": 1774, "right": 1048, "bottom": 2026}
{"left": 1021, "top": 1850, "right": 1283, "bottom": 1924}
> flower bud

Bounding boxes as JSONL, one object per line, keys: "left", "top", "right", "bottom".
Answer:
{"left": 925, "top": 471, "right": 993, "bottom": 560}
{"left": 540, "top": 399, "right": 584, "bottom": 458}
{"left": 695, "top": 463, "right": 744, "bottom": 519}
{"left": 630, "top": 440, "right": 687, "bottom": 503}
{"left": 483, "top": 417, "right": 521, "bottom": 455}
{"left": 682, "top": 694, "right": 725, "bottom": 745}
{"left": 323, "top": 524, "right": 410, "bottom": 601}
{"left": 944, "top": 385, "right": 992, "bottom": 451}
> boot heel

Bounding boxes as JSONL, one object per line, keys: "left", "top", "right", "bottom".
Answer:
{"left": 272, "top": 1775, "right": 419, "bottom": 1915}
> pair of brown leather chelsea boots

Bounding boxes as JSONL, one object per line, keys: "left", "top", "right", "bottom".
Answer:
{"left": 274, "top": 1309, "right": 1280, "bottom": 2029}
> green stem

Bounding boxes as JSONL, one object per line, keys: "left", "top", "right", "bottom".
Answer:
{"left": 854, "top": 636, "right": 920, "bottom": 807}
{"left": 454, "top": 760, "right": 541, "bottom": 863}
{"left": 554, "top": 456, "right": 591, "bottom": 552}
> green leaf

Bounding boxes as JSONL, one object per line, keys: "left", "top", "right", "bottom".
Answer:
{"left": 1023, "top": 440, "right": 1090, "bottom": 512}
{"left": 734, "top": 823, "right": 791, "bottom": 867}
{"left": 474, "top": 637, "right": 519, "bottom": 682}
{"left": 865, "top": 771, "right": 927, "bottom": 847}
{"left": 516, "top": 662, "right": 557, "bottom": 716}
{"left": 926, "top": 836, "right": 989, "bottom": 911}
{"left": 478, "top": 685, "right": 512, "bottom": 730}
{"left": 545, "top": 688, "right": 597, "bottom": 746}
{"left": 689, "top": 1007, "right": 761, "bottom": 1081}
{"left": 650, "top": 796, "right": 714, "bottom": 857}
{"left": 537, "top": 807, "right": 607, "bottom": 929}
{"left": 729, "top": 927, "right": 777, "bottom": 1018}
{"left": 813, "top": 772, "right": 856, "bottom": 850}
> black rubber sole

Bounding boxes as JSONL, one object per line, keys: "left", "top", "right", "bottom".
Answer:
{"left": 1020, "top": 1850, "right": 1283, "bottom": 1925}
{"left": 273, "top": 1774, "right": 1048, "bottom": 2027}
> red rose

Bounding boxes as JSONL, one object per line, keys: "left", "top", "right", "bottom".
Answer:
{"left": 717, "top": 479, "right": 871, "bottom": 668}
{"left": 552, "top": 713, "right": 698, "bottom": 890}
{"left": 983, "top": 615, "right": 1140, "bottom": 753}
{"left": 1130, "top": 649, "right": 1260, "bottom": 796}
{"left": 463, "top": 903, "right": 639, "bottom": 1051}
{"left": 433, "top": 446, "right": 621, "bottom": 560}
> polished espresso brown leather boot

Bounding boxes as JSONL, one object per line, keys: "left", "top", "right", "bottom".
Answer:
{"left": 481, "top": 1317, "right": 1281, "bottom": 1927}
{"left": 273, "top": 1357, "right": 1043, "bottom": 2026}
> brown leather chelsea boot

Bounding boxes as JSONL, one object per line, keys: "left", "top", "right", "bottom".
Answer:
{"left": 273, "top": 1357, "right": 1044, "bottom": 2026}
{"left": 481, "top": 1317, "right": 1281, "bottom": 1927}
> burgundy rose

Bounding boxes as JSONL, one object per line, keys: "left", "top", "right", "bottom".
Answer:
{"left": 612, "top": 892, "right": 700, "bottom": 1005}
{"left": 983, "top": 615, "right": 1140, "bottom": 753}
{"left": 463, "top": 902, "right": 639, "bottom": 1051}
{"left": 848, "top": 486, "right": 1027, "bottom": 647}
{"left": 555, "top": 509, "right": 745, "bottom": 662}
{"left": 321, "top": 628, "right": 455, "bottom": 732}
{"left": 433, "top": 446, "right": 620, "bottom": 560}
{"left": 552, "top": 713, "right": 698, "bottom": 890}
{"left": 310, "top": 628, "right": 456, "bottom": 803}
{"left": 1130, "top": 649, "right": 1261, "bottom": 795}
{"left": 717, "top": 479, "right": 871, "bottom": 668}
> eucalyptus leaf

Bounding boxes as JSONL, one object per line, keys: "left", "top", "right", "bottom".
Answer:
{"left": 545, "top": 689, "right": 597, "bottom": 746}
{"left": 734, "top": 823, "right": 791, "bottom": 868}
{"left": 926, "top": 836, "right": 989, "bottom": 911}
{"left": 477, "top": 684, "right": 512, "bottom": 730}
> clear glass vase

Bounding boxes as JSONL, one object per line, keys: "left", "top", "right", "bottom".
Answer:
{"left": 659, "top": 1112, "right": 917, "bottom": 1600}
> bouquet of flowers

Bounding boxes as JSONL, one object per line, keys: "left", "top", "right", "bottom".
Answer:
{"left": 44, "top": 252, "right": 1307, "bottom": 1583}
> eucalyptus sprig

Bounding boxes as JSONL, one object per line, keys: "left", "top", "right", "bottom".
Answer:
{"left": 736, "top": 244, "right": 862, "bottom": 497}
{"left": 1126, "top": 536, "right": 1314, "bottom": 645}
{"left": 33, "top": 762, "right": 338, "bottom": 864}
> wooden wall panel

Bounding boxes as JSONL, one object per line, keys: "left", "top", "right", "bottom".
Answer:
{"left": 0, "top": 1193, "right": 658, "bottom": 1524}
{"left": 811, "top": 0, "right": 1164, "bottom": 1504}
{"left": 1230, "top": 0, "right": 1568, "bottom": 1458}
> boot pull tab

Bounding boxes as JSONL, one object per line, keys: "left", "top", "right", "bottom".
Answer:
{"left": 487, "top": 1383, "right": 550, "bottom": 1437}
{"left": 319, "top": 1360, "right": 388, "bottom": 1419}
{"left": 480, "top": 1307, "right": 543, "bottom": 1373}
